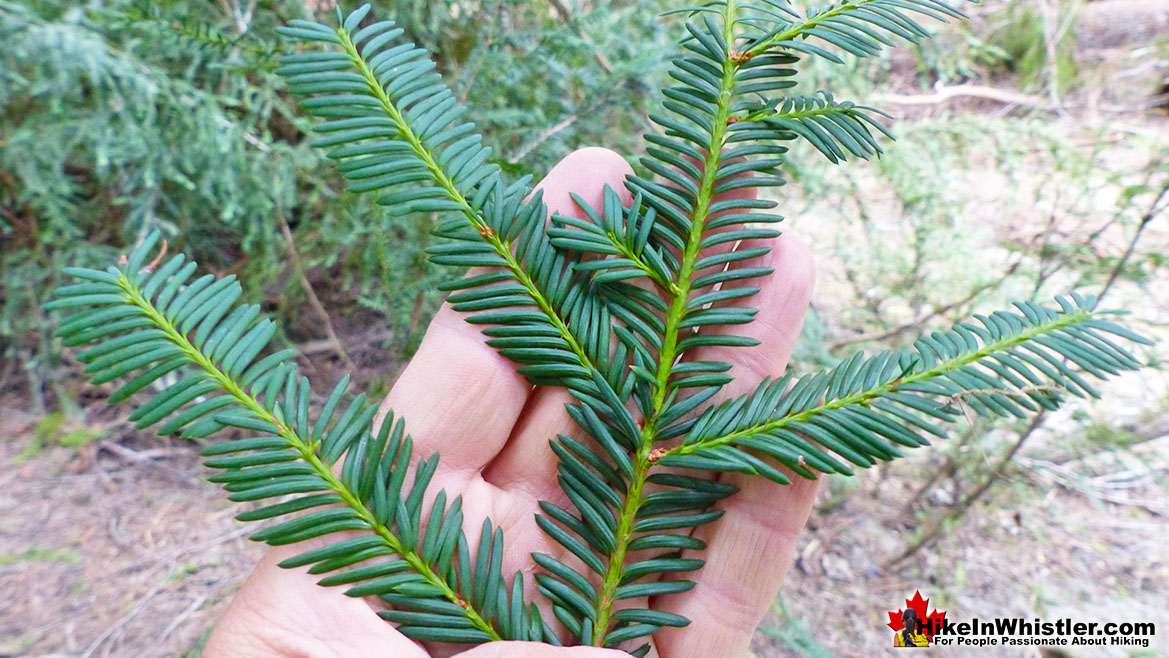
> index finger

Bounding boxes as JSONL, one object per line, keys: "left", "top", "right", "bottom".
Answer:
{"left": 652, "top": 234, "right": 819, "bottom": 657}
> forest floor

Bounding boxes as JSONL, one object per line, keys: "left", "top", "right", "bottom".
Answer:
{"left": 0, "top": 315, "right": 400, "bottom": 657}
{"left": 753, "top": 428, "right": 1169, "bottom": 658}
{"left": 3, "top": 1, "right": 1169, "bottom": 657}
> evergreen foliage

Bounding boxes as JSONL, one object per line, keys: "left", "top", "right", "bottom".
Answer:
{"left": 47, "top": 1, "right": 1153, "bottom": 654}
{"left": 1, "top": 0, "right": 668, "bottom": 374}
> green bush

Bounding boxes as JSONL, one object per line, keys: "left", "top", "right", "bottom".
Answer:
{"left": 1, "top": 0, "right": 672, "bottom": 400}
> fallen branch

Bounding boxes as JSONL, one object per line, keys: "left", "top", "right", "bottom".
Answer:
{"left": 1020, "top": 455, "right": 1169, "bottom": 515}
{"left": 1097, "top": 179, "right": 1169, "bottom": 304}
{"left": 277, "top": 216, "right": 355, "bottom": 371}
{"left": 872, "top": 83, "right": 1050, "bottom": 109}
{"left": 885, "top": 412, "right": 1048, "bottom": 568}
{"left": 156, "top": 592, "right": 210, "bottom": 644}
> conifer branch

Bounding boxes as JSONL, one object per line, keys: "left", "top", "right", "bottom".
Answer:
{"left": 660, "top": 296, "right": 1151, "bottom": 482}
{"left": 587, "top": 1, "right": 745, "bottom": 645}
{"left": 742, "top": 0, "right": 967, "bottom": 62}
{"left": 331, "top": 22, "right": 597, "bottom": 378}
{"left": 549, "top": 193, "right": 680, "bottom": 295}
{"left": 585, "top": 0, "right": 972, "bottom": 645}
{"left": 119, "top": 282, "right": 506, "bottom": 638}
{"left": 278, "top": 12, "right": 641, "bottom": 406}
{"left": 46, "top": 234, "right": 554, "bottom": 645}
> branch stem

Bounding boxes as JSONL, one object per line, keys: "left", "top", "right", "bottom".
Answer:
{"left": 671, "top": 309, "right": 1093, "bottom": 457}
{"left": 590, "top": 0, "right": 742, "bottom": 645}
{"left": 118, "top": 274, "right": 503, "bottom": 641}
{"left": 743, "top": 0, "right": 959, "bottom": 59}
{"left": 338, "top": 28, "right": 598, "bottom": 377}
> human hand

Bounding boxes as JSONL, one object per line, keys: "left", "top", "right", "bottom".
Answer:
{"left": 204, "top": 147, "right": 819, "bottom": 658}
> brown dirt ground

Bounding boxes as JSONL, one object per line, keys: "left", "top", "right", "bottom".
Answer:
{"left": 750, "top": 433, "right": 1169, "bottom": 658}
{"left": 3, "top": 405, "right": 1166, "bottom": 657}
{"left": 0, "top": 319, "right": 400, "bottom": 657}
{"left": 0, "top": 411, "right": 257, "bottom": 657}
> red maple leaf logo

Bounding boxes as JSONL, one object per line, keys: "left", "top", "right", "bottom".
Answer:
{"left": 887, "top": 590, "right": 947, "bottom": 641}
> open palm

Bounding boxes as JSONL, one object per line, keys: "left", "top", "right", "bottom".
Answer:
{"left": 204, "top": 147, "right": 819, "bottom": 658}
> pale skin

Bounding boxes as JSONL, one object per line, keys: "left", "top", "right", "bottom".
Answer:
{"left": 205, "top": 147, "right": 819, "bottom": 658}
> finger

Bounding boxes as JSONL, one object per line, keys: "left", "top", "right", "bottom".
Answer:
{"left": 374, "top": 148, "right": 635, "bottom": 653}
{"left": 483, "top": 147, "right": 634, "bottom": 495}
{"left": 369, "top": 144, "right": 635, "bottom": 480}
{"left": 486, "top": 153, "right": 764, "bottom": 630}
{"left": 375, "top": 304, "right": 531, "bottom": 484}
{"left": 656, "top": 474, "right": 820, "bottom": 657}
{"left": 686, "top": 232, "right": 810, "bottom": 391}
{"left": 485, "top": 149, "right": 747, "bottom": 494}
{"left": 652, "top": 234, "right": 819, "bottom": 658}
{"left": 532, "top": 147, "right": 635, "bottom": 228}
{"left": 205, "top": 544, "right": 428, "bottom": 658}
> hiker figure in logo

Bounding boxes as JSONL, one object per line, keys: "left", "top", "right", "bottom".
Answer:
{"left": 895, "top": 608, "right": 930, "bottom": 647}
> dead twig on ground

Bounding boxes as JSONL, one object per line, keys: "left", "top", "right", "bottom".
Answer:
{"left": 98, "top": 441, "right": 198, "bottom": 484}
{"left": 885, "top": 412, "right": 1048, "bottom": 568}
{"left": 156, "top": 592, "right": 210, "bottom": 645}
{"left": 79, "top": 581, "right": 167, "bottom": 658}
{"left": 1020, "top": 454, "right": 1169, "bottom": 514}
{"left": 277, "top": 216, "right": 356, "bottom": 371}
{"left": 872, "top": 83, "right": 1050, "bottom": 109}
{"left": 1097, "top": 179, "right": 1169, "bottom": 304}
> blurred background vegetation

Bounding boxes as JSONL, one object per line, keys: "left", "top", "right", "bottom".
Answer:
{"left": 1, "top": 0, "right": 1167, "bottom": 656}
{"left": 0, "top": 0, "right": 677, "bottom": 407}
